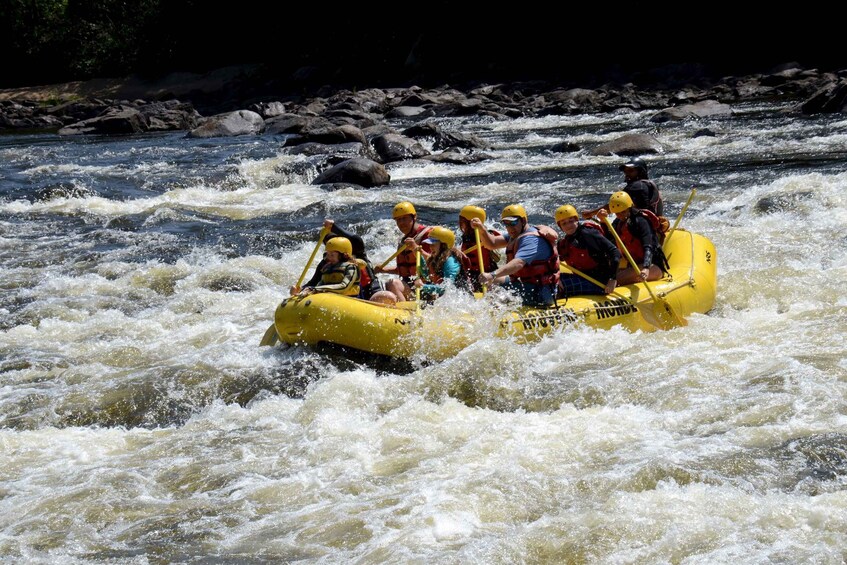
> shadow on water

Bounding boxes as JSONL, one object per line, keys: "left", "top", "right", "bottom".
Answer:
{"left": 39, "top": 350, "right": 412, "bottom": 430}
{"left": 311, "top": 342, "right": 419, "bottom": 375}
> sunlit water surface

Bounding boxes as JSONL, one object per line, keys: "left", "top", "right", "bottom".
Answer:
{"left": 1, "top": 102, "right": 846, "bottom": 563}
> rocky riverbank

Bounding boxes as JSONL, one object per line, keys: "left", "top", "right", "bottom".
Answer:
{"left": 1, "top": 62, "right": 844, "bottom": 138}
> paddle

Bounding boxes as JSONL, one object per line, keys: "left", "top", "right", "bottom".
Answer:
{"left": 378, "top": 243, "right": 408, "bottom": 270}
{"left": 601, "top": 216, "right": 687, "bottom": 329}
{"left": 662, "top": 188, "right": 697, "bottom": 247}
{"left": 474, "top": 227, "right": 487, "bottom": 294}
{"left": 414, "top": 249, "right": 422, "bottom": 309}
{"left": 561, "top": 263, "right": 628, "bottom": 302}
{"left": 561, "top": 262, "right": 665, "bottom": 329}
{"left": 259, "top": 323, "right": 279, "bottom": 346}
{"left": 260, "top": 226, "right": 329, "bottom": 347}
{"left": 295, "top": 226, "right": 330, "bottom": 291}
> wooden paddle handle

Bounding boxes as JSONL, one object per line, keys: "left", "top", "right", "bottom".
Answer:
{"left": 601, "top": 216, "right": 661, "bottom": 303}
{"left": 663, "top": 188, "right": 696, "bottom": 247}
{"left": 378, "top": 243, "right": 408, "bottom": 270}
{"left": 295, "top": 227, "right": 329, "bottom": 289}
{"left": 414, "top": 249, "right": 422, "bottom": 306}
{"left": 474, "top": 228, "right": 486, "bottom": 293}
{"left": 562, "top": 263, "right": 628, "bottom": 302}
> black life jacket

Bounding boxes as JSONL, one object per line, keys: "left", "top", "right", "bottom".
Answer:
{"left": 557, "top": 221, "right": 605, "bottom": 271}
{"left": 641, "top": 179, "right": 664, "bottom": 217}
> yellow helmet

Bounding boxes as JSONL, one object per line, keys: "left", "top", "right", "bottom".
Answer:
{"left": 555, "top": 204, "right": 579, "bottom": 223}
{"left": 459, "top": 205, "right": 486, "bottom": 223}
{"left": 325, "top": 236, "right": 352, "bottom": 255}
{"left": 392, "top": 201, "right": 416, "bottom": 219}
{"left": 501, "top": 204, "right": 527, "bottom": 222}
{"left": 608, "top": 191, "right": 633, "bottom": 214}
{"left": 425, "top": 226, "right": 455, "bottom": 248}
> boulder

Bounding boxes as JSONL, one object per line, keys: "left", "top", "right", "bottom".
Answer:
{"left": 590, "top": 133, "right": 664, "bottom": 156}
{"left": 186, "top": 109, "right": 264, "bottom": 138}
{"left": 312, "top": 157, "right": 390, "bottom": 187}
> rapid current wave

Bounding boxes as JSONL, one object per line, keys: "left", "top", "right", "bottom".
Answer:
{"left": 1, "top": 99, "right": 846, "bottom": 562}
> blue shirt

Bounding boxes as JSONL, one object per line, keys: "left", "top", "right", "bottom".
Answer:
{"left": 504, "top": 226, "right": 552, "bottom": 264}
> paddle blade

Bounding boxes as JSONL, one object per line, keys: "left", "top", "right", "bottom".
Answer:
{"left": 259, "top": 323, "right": 279, "bottom": 346}
{"left": 639, "top": 297, "right": 687, "bottom": 330}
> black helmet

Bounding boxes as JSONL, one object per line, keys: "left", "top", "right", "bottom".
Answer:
{"left": 619, "top": 157, "right": 648, "bottom": 177}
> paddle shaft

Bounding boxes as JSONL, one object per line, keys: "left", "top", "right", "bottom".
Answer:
{"left": 295, "top": 227, "right": 329, "bottom": 290}
{"left": 378, "top": 243, "right": 408, "bottom": 270}
{"left": 663, "top": 188, "right": 697, "bottom": 247}
{"left": 414, "top": 249, "right": 422, "bottom": 307}
{"left": 602, "top": 216, "right": 664, "bottom": 304}
{"left": 474, "top": 228, "right": 487, "bottom": 293}
{"left": 561, "top": 263, "right": 629, "bottom": 302}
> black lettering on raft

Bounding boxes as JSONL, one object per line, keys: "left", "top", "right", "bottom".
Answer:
{"left": 500, "top": 308, "right": 580, "bottom": 330}
{"left": 594, "top": 297, "right": 637, "bottom": 320}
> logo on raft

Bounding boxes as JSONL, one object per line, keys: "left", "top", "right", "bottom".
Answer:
{"left": 503, "top": 297, "right": 637, "bottom": 330}
{"left": 502, "top": 308, "right": 579, "bottom": 330}
{"left": 594, "top": 297, "right": 637, "bottom": 319}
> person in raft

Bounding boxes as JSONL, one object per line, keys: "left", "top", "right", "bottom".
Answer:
{"left": 596, "top": 191, "right": 669, "bottom": 285}
{"left": 410, "top": 226, "right": 472, "bottom": 303}
{"left": 291, "top": 219, "right": 382, "bottom": 300}
{"left": 554, "top": 204, "right": 621, "bottom": 297}
{"left": 581, "top": 156, "right": 664, "bottom": 219}
{"left": 472, "top": 204, "right": 560, "bottom": 307}
{"left": 373, "top": 201, "right": 433, "bottom": 303}
{"left": 457, "top": 205, "right": 500, "bottom": 292}
{"left": 296, "top": 237, "right": 360, "bottom": 296}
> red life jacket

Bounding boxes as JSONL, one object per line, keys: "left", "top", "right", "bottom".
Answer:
{"left": 557, "top": 222, "right": 604, "bottom": 271}
{"left": 505, "top": 228, "right": 560, "bottom": 285}
{"left": 461, "top": 229, "right": 500, "bottom": 273}
{"left": 396, "top": 224, "right": 432, "bottom": 278}
{"left": 356, "top": 259, "right": 372, "bottom": 289}
{"left": 638, "top": 208, "right": 670, "bottom": 243}
{"left": 616, "top": 212, "right": 656, "bottom": 266}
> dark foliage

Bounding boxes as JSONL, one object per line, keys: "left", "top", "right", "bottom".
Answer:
{"left": 1, "top": 2, "right": 843, "bottom": 90}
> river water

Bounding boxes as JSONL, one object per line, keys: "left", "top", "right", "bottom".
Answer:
{"left": 1, "top": 99, "right": 846, "bottom": 563}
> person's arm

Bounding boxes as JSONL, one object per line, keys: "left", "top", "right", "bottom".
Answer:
{"left": 485, "top": 257, "right": 526, "bottom": 282}
{"left": 291, "top": 257, "right": 326, "bottom": 295}
{"left": 633, "top": 215, "right": 655, "bottom": 270}
{"left": 479, "top": 236, "right": 538, "bottom": 285}
{"left": 406, "top": 233, "right": 435, "bottom": 263}
{"left": 470, "top": 218, "right": 506, "bottom": 249}
{"left": 586, "top": 230, "right": 621, "bottom": 293}
{"left": 581, "top": 205, "right": 608, "bottom": 219}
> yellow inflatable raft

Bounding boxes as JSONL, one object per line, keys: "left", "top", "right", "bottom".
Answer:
{"left": 263, "top": 228, "right": 717, "bottom": 360}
